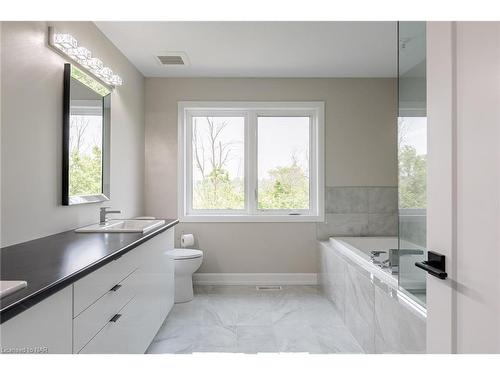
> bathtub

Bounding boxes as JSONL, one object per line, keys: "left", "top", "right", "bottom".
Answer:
{"left": 318, "top": 237, "right": 426, "bottom": 353}
{"left": 330, "top": 237, "right": 426, "bottom": 291}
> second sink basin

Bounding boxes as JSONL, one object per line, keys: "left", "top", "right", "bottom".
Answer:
{"left": 75, "top": 219, "right": 165, "bottom": 233}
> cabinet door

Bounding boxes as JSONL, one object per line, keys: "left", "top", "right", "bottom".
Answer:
{"left": 79, "top": 229, "right": 175, "bottom": 354}
{"left": 0, "top": 286, "right": 72, "bottom": 354}
{"left": 138, "top": 229, "right": 175, "bottom": 318}
{"left": 130, "top": 229, "right": 175, "bottom": 346}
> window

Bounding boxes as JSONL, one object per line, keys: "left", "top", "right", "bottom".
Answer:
{"left": 179, "top": 102, "right": 324, "bottom": 222}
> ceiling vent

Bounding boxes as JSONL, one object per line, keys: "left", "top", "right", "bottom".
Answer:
{"left": 155, "top": 52, "right": 189, "bottom": 66}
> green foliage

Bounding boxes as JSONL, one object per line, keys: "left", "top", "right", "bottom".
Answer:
{"left": 193, "top": 167, "right": 244, "bottom": 209}
{"left": 69, "top": 146, "right": 102, "bottom": 196}
{"left": 399, "top": 145, "right": 426, "bottom": 209}
{"left": 193, "top": 161, "right": 309, "bottom": 211}
{"left": 258, "top": 161, "right": 309, "bottom": 210}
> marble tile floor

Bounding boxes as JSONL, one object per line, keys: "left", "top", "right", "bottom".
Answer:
{"left": 147, "top": 285, "right": 364, "bottom": 354}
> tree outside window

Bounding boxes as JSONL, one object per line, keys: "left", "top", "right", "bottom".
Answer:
{"left": 398, "top": 117, "right": 427, "bottom": 209}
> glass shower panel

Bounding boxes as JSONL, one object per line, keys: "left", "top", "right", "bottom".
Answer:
{"left": 397, "top": 21, "right": 427, "bottom": 306}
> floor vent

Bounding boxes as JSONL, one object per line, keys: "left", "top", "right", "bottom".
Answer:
{"left": 256, "top": 286, "right": 283, "bottom": 291}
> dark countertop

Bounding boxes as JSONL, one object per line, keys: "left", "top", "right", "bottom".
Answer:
{"left": 0, "top": 219, "right": 178, "bottom": 323}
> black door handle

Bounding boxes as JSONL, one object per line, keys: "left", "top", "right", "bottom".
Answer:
{"left": 415, "top": 251, "right": 447, "bottom": 279}
{"left": 110, "top": 284, "right": 122, "bottom": 292}
{"left": 109, "top": 314, "right": 122, "bottom": 323}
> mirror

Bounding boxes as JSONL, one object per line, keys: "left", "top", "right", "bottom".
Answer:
{"left": 62, "top": 63, "right": 111, "bottom": 205}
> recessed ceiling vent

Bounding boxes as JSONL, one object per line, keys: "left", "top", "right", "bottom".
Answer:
{"left": 155, "top": 52, "right": 189, "bottom": 66}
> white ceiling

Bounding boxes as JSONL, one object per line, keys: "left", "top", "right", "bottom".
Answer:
{"left": 95, "top": 21, "right": 398, "bottom": 78}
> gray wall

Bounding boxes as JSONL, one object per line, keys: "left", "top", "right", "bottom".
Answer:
{"left": 1, "top": 22, "right": 145, "bottom": 246}
{"left": 145, "top": 78, "right": 397, "bottom": 273}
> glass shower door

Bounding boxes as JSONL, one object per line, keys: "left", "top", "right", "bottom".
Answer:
{"left": 397, "top": 21, "right": 427, "bottom": 306}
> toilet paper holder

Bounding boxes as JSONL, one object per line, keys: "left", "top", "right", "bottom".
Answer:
{"left": 180, "top": 233, "right": 195, "bottom": 248}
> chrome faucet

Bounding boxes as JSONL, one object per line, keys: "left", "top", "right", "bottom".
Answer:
{"left": 99, "top": 207, "right": 121, "bottom": 224}
{"left": 370, "top": 250, "right": 390, "bottom": 269}
{"left": 370, "top": 250, "right": 386, "bottom": 262}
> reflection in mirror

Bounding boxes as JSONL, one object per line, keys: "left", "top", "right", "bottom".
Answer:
{"left": 63, "top": 64, "right": 111, "bottom": 205}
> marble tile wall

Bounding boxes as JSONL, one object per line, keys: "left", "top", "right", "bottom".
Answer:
{"left": 317, "top": 187, "right": 398, "bottom": 240}
{"left": 318, "top": 241, "right": 426, "bottom": 353}
{"left": 399, "top": 211, "right": 427, "bottom": 248}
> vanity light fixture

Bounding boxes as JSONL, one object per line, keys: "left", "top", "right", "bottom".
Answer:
{"left": 48, "top": 27, "right": 123, "bottom": 88}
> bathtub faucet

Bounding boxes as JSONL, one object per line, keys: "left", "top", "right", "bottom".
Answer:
{"left": 370, "top": 250, "right": 386, "bottom": 261}
{"left": 370, "top": 251, "right": 390, "bottom": 269}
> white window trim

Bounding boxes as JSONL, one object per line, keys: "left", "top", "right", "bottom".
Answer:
{"left": 178, "top": 101, "right": 325, "bottom": 223}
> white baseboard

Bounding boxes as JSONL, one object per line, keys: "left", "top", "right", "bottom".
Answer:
{"left": 193, "top": 273, "right": 318, "bottom": 286}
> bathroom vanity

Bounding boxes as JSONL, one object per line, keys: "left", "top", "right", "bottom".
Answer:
{"left": 0, "top": 219, "right": 178, "bottom": 354}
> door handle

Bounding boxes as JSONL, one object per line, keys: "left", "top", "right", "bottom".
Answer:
{"left": 110, "top": 284, "right": 122, "bottom": 292}
{"left": 415, "top": 251, "right": 447, "bottom": 279}
{"left": 109, "top": 314, "right": 122, "bottom": 323}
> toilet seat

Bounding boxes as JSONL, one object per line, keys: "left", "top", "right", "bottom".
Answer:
{"left": 167, "top": 248, "right": 203, "bottom": 260}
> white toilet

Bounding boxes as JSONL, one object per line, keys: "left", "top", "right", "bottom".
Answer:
{"left": 166, "top": 248, "right": 203, "bottom": 303}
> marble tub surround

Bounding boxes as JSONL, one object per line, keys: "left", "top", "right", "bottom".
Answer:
{"left": 147, "top": 285, "right": 364, "bottom": 354}
{"left": 318, "top": 241, "right": 426, "bottom": 353}
{"left": 344, "top": 264, "right": 376, "bottom": 352}
{"left": 374, "top": 280, "right": 426, "bottom": 353}
{"left": 317, "top": 186, "right": 398, "bottom": 240}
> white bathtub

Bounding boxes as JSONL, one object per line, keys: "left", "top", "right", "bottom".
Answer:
{"left": 329, "top": 236, "right": 426, "bottom": 291}
{"left": 329, "top": 237, "right": 398, "bottom": 288}
{"left": 318, "top": 237, "right": 427, "bottom": 353}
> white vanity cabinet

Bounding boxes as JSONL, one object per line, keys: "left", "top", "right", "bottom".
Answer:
{"left": 0, "top": 286, "right": 73, "bottom": 354}
{"left": 75, "top": 229, "right": 175, "bottom": 354}
{"left": 0, "top": 228, "right": 175, "bottom": 354}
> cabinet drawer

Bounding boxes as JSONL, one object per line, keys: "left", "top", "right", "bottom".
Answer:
{"left": 73, "top": 254, "right": 136, "bottom": 317}
{"left": 78, "top": 295, "right": 150, "bottom": 354}
{"left": 73, "top": 269, "right": 138, "bottom": 353}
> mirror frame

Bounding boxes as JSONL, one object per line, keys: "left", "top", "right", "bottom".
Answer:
{"left": 62, "top": 63, "right": 111, "bottom": 206}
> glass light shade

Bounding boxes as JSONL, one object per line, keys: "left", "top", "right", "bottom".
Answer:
{"left": 109, "top": 75, "right": 123, "bottom": 86}
{"left": 53, "top": 33, "right": 77, "bottom": 50}
{"left": 100, "top": 67, "right": 113, "bottom": 79}
{"left": 74, "top": 47, "right": 91, "bottom": 62}
{"left": 50, "top": 29, "right": 123, "bottom": 88}
{"left": 88, "top": 58, "right": 104, "bottom": 71}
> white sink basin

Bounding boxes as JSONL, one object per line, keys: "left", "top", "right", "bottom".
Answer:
{"left": 75, "top": 219, "right": 165, "bottom": 233}
{"left": 0, "top": 280, "right": 28, "bottom": 298}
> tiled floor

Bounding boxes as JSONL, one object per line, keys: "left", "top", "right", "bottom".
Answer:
{"left": 146, "top": 285, "right": 364, "bottom": 354}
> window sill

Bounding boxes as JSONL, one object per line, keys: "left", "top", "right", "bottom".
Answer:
{"left": 179, "top": 214, "right": 325, "bottom": 223}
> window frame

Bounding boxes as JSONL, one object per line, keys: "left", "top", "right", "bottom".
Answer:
{"left": 178, "top": 101, "right": 325, "bottom": 222}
